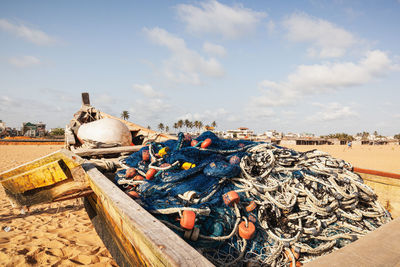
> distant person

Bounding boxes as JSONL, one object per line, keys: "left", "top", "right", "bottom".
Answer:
{"left": 347, "top": 141, "right": 352, "bottom": 148}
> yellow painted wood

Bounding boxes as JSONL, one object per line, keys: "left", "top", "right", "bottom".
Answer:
{"left": 1, "top": 160, "right": 69, "bottom": 193}
{"left": 0, "top": 149, "right": 85, "bottom": 194}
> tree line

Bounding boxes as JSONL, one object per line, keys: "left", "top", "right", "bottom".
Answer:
{"left": 156, "top": 119, "right": 217, "bottom": 133}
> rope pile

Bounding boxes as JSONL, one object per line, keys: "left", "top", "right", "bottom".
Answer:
{"left": 114, "top": 131, "right": 391, "bottom": 266}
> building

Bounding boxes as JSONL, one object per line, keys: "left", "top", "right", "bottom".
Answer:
{"left": 225, "top": 127, "right": 256, "bottom": 140}
{"left": 22, "top": 122, "right": 46, "bottom": 137}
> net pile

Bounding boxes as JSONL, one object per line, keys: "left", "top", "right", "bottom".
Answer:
{"left": 115, "top": 131, "right": 391, "bottom": 266}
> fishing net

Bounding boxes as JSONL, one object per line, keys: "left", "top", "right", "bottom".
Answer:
{"left": 115, "top": 131, "right": 392, "bottom": 266}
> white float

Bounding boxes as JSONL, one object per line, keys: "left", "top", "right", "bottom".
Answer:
{"left": 77, "top": 118, "right": 132, "bottom": 146}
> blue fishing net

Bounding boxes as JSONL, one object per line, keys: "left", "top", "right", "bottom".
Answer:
{"left": 114, "top": 131, "right": 391, "bottom": 266}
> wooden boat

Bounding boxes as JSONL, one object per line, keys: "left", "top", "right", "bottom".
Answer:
{"left": 1, "top": 93, "right": 400, "bottom": 266}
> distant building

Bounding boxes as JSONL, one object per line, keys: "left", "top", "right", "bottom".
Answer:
{"left": 225, "top": 127, "right": 256, "bottom": 140}
{"left": 22, "top": 122, "right": 46, "bottom": 137}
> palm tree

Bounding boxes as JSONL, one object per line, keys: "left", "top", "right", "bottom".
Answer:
{"left": 165, "top": 126, "right": 169, "bottom": 133}
{"left": 194, "top": 121, "right": 199, "bottom": 133}
{"left": 177, "top": 120, "right": 184, "bottom": 132}
{"left": 173, "top": 123, "right": 178, "bottom": 133}
{"left": 158, "top": 123, "right": 164, "bottom": 132}
{"left": 211, "top": 121, "right": 217, "bottom": 129}
{"left": 184, "top": 119, "right": 190, "bottom": 132}
{"left": 198, "top": 121, "right": 203, "bottom": 133}
{"left": 121, "top": 110, "right": 129, "bottom": 120}
{"left": 147, "top": 125, "right": 151, "bottom": 130}
{"left": 188, "top": 121, "right": 193, "bottom": 133}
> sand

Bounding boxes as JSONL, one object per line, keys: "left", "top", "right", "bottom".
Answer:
{"left": 285, "top": 144, "right": 400, "bottom": 173}
{"left": 0, "top": 144, "right": 399, "bottom": 266}
{"left": 0, "top": 145, "right": 116, "bottom": 267}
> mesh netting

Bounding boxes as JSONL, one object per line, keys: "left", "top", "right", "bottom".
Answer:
{"left": 114, "top": 131, "right": 392, "bottom": 266}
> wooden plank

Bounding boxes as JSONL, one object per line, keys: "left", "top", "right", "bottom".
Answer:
{"left": 74, "top": 145, "right": 144, "bottom": 157}
{"left": 1, "top": 160, "right": 70, "bottom": 193}
{"left": 353, "top": 167, "right": 400, "bottom": 180}
{"left": 65, "top": 126, "right": 76, "bottom": 145}
{"left": 85, "top": 194, "right": 145, "bottom": 266}
{"left": 305, "top": 218, "right": 400, "bottom": 267}
{"left": 82, "top": 163, "right": 214, "bottom": 267}
{"left": 82, "top": 92, "right": 90, "bottom": 106}
{"left": 4, "top": 178, "right": 92, "bottom": 206}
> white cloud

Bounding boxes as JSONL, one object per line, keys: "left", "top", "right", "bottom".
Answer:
{"left": 0, "top": 19, "right": 56, "bottom": 45}
{"left": 176, "top": 0, "right": 266, "bottom": 39}
{"left": 252, "top": 50, "right": 394, "bottom": 107}
{"left": 307, "top": 102, "right": 358, "bottom": 122}
{"left": 267, "top": 20, "right": 275, "bottom": 34}
{"left": 203, "top": 42, "right": 226, "bottom": 57}
{"left": 8, "top": 55, "right": 40, "bottom": 67}
{"left": 144, "top": 27, "right": 224, "bottom": 85}
{"left": 133, "top": 84, "right": 163, "bottom": 98}
{"left": 283, "top": 13, "right": 357, "bottom": 58}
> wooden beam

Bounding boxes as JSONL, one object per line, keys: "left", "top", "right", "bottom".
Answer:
{"left": 82, "top": 92, "right": 90, "bottom": 106}
{"left": 74, "top": 145, "right": 144, "bottom": 157}
{"left": 353, "top": 167, "right": 400, "bottom": 180}
{"left": 65, "top": 126, "right": 76, "bottom": 145}
{"left": 83, "top": 163, "right": 214, "bottom": 266}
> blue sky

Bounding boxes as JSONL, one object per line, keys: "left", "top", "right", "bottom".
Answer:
{"left": 1, "top": 0, "right": 399, "bottom": 135}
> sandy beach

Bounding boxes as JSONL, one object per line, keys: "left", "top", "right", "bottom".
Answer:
{"left": 0, "top": 145, "right": 116, "bottom": 267}
{"left": 0, "top": 144, "right": 399, "bottom": 266}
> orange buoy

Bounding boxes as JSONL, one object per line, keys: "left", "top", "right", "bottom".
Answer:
{"left": 201, "top": 138, "right": 212, "bottom": 148}
{"left": 248, "top": 213, "right": 257, "bottom": 223}
{"left": 160, "top": 163, "right": 171, "bottom": 168}
{"left": 127, "top": 190, "right": 140, "bottom": 199}
{"left": 191, "top": 140, "right": 198, "bottom": 147}
{"left": 146, "top": 168, "right": 157, "bottom": 180}
{"left": 229, "top": 155, "right": 240, "bottom": 165}
{"left": 180, "top": 210, "right": 196, "bottom": 230}
{"left": 238, "top": 221, "right": 255, "bottom": 240}
{"left": 133, "top": 175, "right": 144, "bottom": 181}
{"left": 125, "top": 168, "right": 136, "bottom": 178}
{"left": 158, "top": 147, "right": 169, "bottom": 157}
{"left": 245, "top": 201, "right": 257, "bottom": 212}
{"left": 223, "top": 191, "right": 240, "bottom": 207}
{"left": 285, "top": 248, "right": 301, "bottom": 266}
{"left": 184, "top": 133, "right": 192, "bottom": 142}
{"left": 142, "top": 149, "right": 150, "bottom": 161}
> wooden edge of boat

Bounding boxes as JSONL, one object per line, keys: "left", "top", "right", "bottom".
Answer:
{"left": 355, "top": 167, "right": 400, "bottom": 218}
{"left": 0, "top": 148, "right": 213, "bottom": 266}
{"left": 304, "top": 168, "right": 400, "bottom": 266}
{"left": 304, "top": 217, "right": 400, "bottom": 267}
{"left": 82, "top": 163, "right": 214, "bottom": 267}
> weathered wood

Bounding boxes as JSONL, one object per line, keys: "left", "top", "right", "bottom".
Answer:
{"left": 0, "top": 149, "right": 85, "bottom": 192}
{"left": 4, "top": 179, "right": 92, "bottom": 206}
{"left": 85, "top": 195, "right": 145, "bottom": 266}
{"left": 357, "top": 170, "right": 400, "bottom": 218}
{"left": 0, "top": 149, "right": 91, "bottom": 206}
{"left": 73, "top": 145, "right": 143, "bottom": 157}
{"left": 65, "top": 126, "right": 76, "bottom": 145}
{"left": 305, "top": 217, "right": 400, "bottom": 266}
{"left": 82, "top": 92, "right": 90, "bottom": 106}
{"left": 83, "top": 163, "right": 214, "bottom": 267}
{"left": 354, "top": 167, "right": 400, "bottom": 180}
